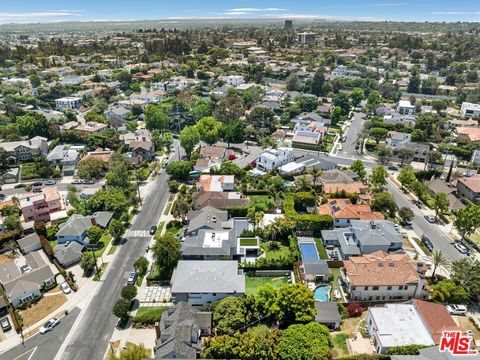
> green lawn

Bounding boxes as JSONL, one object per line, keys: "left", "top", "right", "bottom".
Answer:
{"left": 163, "top": 202, "right": 172, "bottom": 215}
{"left": 240, "top": 238, "right": 258, "bottom": 246}
{"left": 245, "top": 276, "right": 289, "bottom": 295}
{"left": 314, "top": 238, "right": 328, "bottom": 260}
{"left": 94, "top": 233, "right": 113, "bottom": 257}
{"left": 49, "top": 239, "right": 58, "bottom": 249}
{"left": 250, "top": 195, "right": 271, "bottom": 203}
{"left": 20, "top": 163, "right": 39, "bottom": 180}
{"left": 155, "top": 222, "right": 165, "bottom": 238}
{"left": 136, "top": 306, "right": 168, "bottom": 318}
{"left": 261, "top": 243, "right": 292, "bottom": 260}
{"left": 166, "top": 224, "right": 183, "bottom": 236}
{"left": 330, "top": 267, "right": 341, "bottom": 290}
{"left": 332, "top": 333, "right": 349, "bottom": 356}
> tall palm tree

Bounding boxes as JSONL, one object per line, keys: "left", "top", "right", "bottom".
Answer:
{"left": 308, "top": 168, "right": 323, "bottom": 188}
{"left": 431, "top": 250, "right": 449, "bottom": 280}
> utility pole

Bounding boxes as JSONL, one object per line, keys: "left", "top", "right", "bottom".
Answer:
{"left": 136, "top": 173, "right": 142, "bottom": 206}
{"left": 90, "top": 247, "right": 99, "bottom": 274}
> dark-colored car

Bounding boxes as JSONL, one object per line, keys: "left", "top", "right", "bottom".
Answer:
{"left": 32, "top": 181, "right": 43, "bottom": 187}
{"left": 421, "top": 235, "right": 434, "bottom": 252}
{"left": 387, "top": 165, "right": 399, "bottom": 171}
{"left": 149, "top": 225, "right": 157, "bottom": 235}
{"left": 32, "top": 187, "right": 42, "bottom": 193}
{"left": 14, "top": 183, "right": 26, "bottom": 188}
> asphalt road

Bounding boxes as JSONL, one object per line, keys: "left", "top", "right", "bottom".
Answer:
{"left": 340, "top": 112, "right": 365, "bottom": 157}
{"left": 1, "top": 308, "right": 80, "bottom": 360}
{"left": 0, "top": 183, "right": 102, "bottom": 197}
{"left": 387, "top": 179, "right": 465, "bottom": 261}
{"left": 58, "top": 151, "right": 176, "bottom": 360}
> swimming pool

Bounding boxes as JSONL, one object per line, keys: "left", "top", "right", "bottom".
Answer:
{"left": 313, "top": 284, "right": 331, "bottom": 302}
{"left": 299, "top": 243, "right": 320, "bottom": 261}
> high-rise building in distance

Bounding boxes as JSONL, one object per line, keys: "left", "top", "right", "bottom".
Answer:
{"left": 284, "top": 20, "right": 293, "bottom": 30}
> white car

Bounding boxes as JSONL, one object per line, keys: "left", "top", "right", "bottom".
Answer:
{"left": 39, "top": 318, "right": 61, "bottom": 334}
{"left": 60, "top": 282, "right": 71, "bottom": 294}
{"left": 446, "top": 304, "right": 467, "bottom": 316}
{"left": 453, "top": 243, "right": 468, "bottom": 254}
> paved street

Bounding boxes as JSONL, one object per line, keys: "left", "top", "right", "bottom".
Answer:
{"left": 1, "top": 308, "right": 80, "bottom": 360}
{"left": 387, "top": 179, "right": 465, "bottom": 261}
{"left": 340, "top": 112, "right": 365, "bottom": 157}
{"left": 56, "top": 149, "right": 178, "bottom": 360}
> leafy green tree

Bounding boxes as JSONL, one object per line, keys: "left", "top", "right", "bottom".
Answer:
{"left": 311, "top": 70, "right": 326, "bottom": 96}
{"left": 276, "top": 284, "right": 316, "bottom": 326}
{"left": 350, "top": 87, "right": 364, "bottom": 107}
{"left": 350, "top": 160, "right": 366, "bottom": 181}
{"left": 330, "top": 106, "right": 342, "bottom": 125}
{"left": 398, "top": 148, "right": 414, "bottom": 166}
{"left": 398, "top": 207, "right": 414, "bottom": 225}
{"left": 152, "top": 233, "right": 181, "bottom": 278}
{"left": 196, "top": 117, "right": 222, "bottom": 145}
{"left": 276, "top": 322, "right": 332, "bottom": 360}
{"left": 247, "top": 108, "right": 276, "bottom": 132}
{"left": 221, "top": 120, "right": 245, "bottom": 146}
{"left": 370, "top": 165, "right": 388, "bottom": 190}
{"left": 77, "top": 157, "right": 106, "bottom": 180}
{"left": 369, "top": 127, "right": 388, "bottom": 144}
{"left": 433, "top": 192, "right": 449, "bottom": 221}
{"left": 450, "top": 258, "right": 480, "bottom": 297}
{"left": 171, "top": 198, "right": 190, "bottom": 222}
{"left": 431, "top": 280, "right": 469, "bottom": 304}
{"left": 371, "top": 192, "right": 398, "bottom": 218}
{"left": 286, "top": 74, "right": 300, "bottom": 91}
{"left": 87, "top": 226, "right": 103, "bottom": 244}
{"left": 112, "top": 298, "right": 131, "bottom": 320}
{"left": 213, "top": 94, "right": 245, "bottom": 123}
{"left": 29, "top": 74, "right": 41, "bottom": 88}
{"left": 17, "top": 112, "right": 49, "bottom": 138}
{"left": 166, "top": 161, "right": 193, "bottom": 180}
{"left": 366, "top": 90, "right": 381, "bottom": 114}
{"left": 453, "top": 204, "right": 480, "bottom": 241}
{"left": 121, "top": 284, "right": 137, "bottom": 300}
{"left": 398, "top": 165, "right": 416, "bottom": 189}
{"left": 80, "top": 252, "right": 96, "bottom": 272}
{"left": 3, "top": 215, "right": 22, "bottom": 232}
{"left": 144, "top": 104, "right": 170, "bottom": 131}
{"left": 332, "top": 93, "right": 350, "bottom": 115}
{"left": 83, "top": 189, "right": 130, "bottom": 219}
{"left": 213, "top": 296, "right": 249, "bottom": 334}
{"left": 179, "top": 125, "right": 200, "bottom": 159}
{"left": 133, "top": 256, "right": 149, "bottom": 275}
{"left": 109, "top": 218, "right": 125, "bottom": 239}
{"left": 407, "top": 74, "right": 421, "bottom": 93}
{"left": 387, "top": 345, "right": 427, "bottom": 356}
{"left": 106, "top": 153, "right": 131, "bottom": 189}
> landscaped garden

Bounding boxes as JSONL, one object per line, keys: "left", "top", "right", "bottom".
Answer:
{"left": 261, "top": 243, "right": 292, "bottom": 260}
{"left": 245, "top": 275, "right": 290, "bottom": 295}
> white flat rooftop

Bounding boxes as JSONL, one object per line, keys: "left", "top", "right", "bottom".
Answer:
{"left": 202, "top": 231, "right": 230, "bottom": 248}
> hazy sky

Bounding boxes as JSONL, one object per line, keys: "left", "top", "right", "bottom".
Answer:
{"left": 0, "top": 1, "right": 479, "bottom": 24}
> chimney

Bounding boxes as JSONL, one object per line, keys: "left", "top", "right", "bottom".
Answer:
{"left": 154, "top": 322, "right": 161, "bottom": 339}
{"left": 212, "top": 216, "right": 216, "bottom": 223}
{"left": 90, "top": 217, "right": 97, "bottom": 226}
{"left": 370, "top": 220, "right": 376, "bottom": 229}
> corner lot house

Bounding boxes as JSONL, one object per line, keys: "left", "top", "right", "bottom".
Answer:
{"left": 170, "top": 260, "right": 245, "bottom": 307}
{"left": 0, "top": 251, "right": 55, "bottom": 308}
{"left": 342, "top": 251, "right": 428, "bottom": 302}
{"left": 19, "top": 187, "right": 63, "bottom": 222}
{"left": 456, "top": 176, "right": 480, "bottom": 203}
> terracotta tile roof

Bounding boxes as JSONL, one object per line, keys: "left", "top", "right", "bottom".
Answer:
{"left": 42, "top": 187, "right": 61, "bottom": 202}
{"left": 457, "top": 176, "right": 480, "bottom": 193}
{"left": 318, "top": 198, "right": 383, "bottom": 220}
{"left": 322, "top": 182, "right": 368, "bottom": 194}
{"left": 457, "top": 127, "right": 480, "bottom": 142}
{"left": 82, "top": 148, "right": 114, "bottom": 163}
{"left": 413, "top": 300, "right": 463, "bottom": 344}
{"left": 344, "top": 251, "right": 422, "bottom": 286}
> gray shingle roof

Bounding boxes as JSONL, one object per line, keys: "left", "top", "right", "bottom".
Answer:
{"left": 54, "top": 242, "right": 84, "bottom": 266}
{"left": 16, "top": 233, "right": 40, "bottom": 250}
{"left": 186, "top": 206, "right": 228, "bottom": 234}
{"left": 315, "top": 301, "right": 341, "bottom": 324}
{"left": 171, "top": 261, "right": 245, "bottom": 294}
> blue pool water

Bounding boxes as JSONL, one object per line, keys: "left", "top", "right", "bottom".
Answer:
{"left": 299, "top": 243, "right": 320, "bottom": 261}
{"left": 314, "top": 285, "right": 331, "bottom": 302}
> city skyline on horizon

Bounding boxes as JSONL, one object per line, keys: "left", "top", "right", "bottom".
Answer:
{"left": 0, "top": 1, "right": 479, "bottom": 25}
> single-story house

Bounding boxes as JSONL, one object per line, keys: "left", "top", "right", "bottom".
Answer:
{"left": 16, "top": 233, "right": 42, "bottom": 254}
{"left": 54, "top": 241, "right": 84, "bottom": 267}
{"left": 315, "top": 301, "right": 341, "bottom": 331}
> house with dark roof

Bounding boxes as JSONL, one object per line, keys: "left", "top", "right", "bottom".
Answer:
{"left": 128, "top": 139, "right": 155, "bottom": 165}
{"left": 154, "top": 302, "right": 212, "bottom": 359}
{"left": 427, "top": 179, "right": 465, "bottom": 212}
{"left": 16, "top": 233, "right": 41, "bottom": 254}
{"left": 315, "top": 301, "right": 341, "bottom": 331}
{"left": 185, "top": 206, "right": 228, "bottom": 236}
{"left": 192, "top": 191, "right": 250, "bottom": 210}
{"left": 171, "top": 260, "right": 245, "bottom": 307}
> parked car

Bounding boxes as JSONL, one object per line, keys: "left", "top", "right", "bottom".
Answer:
{"left": 387, "top": 165, "right": 399, "bottom": 171}
{"left": 71, "top": 179, "right": 82, "bottom": 185}
{"left": 60, "top": 282, "right": 72, "bottom": 294}
{"left": 32, "top": 181, "right": 43, "bottom": 186}
{"left": 424, "top": 215, "right": 436, "bottom": 223}
{"left": 127, "top": 272, "right": 137, "bottom": 285}
{"left": 149, "top": 225, "right": 157, "bottom": 235}
{"left": 14, "top": 183, "right": 26, "bottom": 188}
{"left": 82, "top": 179, "right": 94, "bottom": 184}
{"left": 0, "top": 317, "right": 11, "bottom": 332}
{"left": 446, "top": 304, "right": 467, "bottom": 316}
{"left": 32, "top": 187, "right": 42, "bottom": 193}
{"left": 44, "top": 180, "right": 57, "bottom": 186}
{"left": 421, "top": 235, "right": 434, "bottom": 252}
{"left": 39, "top": 317, "right": 60, "bottom": 334}
{"left": 453, "top": 242, "right": 469, "bottom": 255}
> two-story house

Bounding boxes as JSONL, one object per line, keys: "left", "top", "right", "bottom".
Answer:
{"left": 341, "top": 251, "right": 427, "bottom": 302}
{"left": 0, "top": 136, "right": 48, "bottom": 163}
{"left": 255, "top": 147, "right": 294, "bottom": 173}
{"left": 47, "top": 145, "right": 81, "bottom": 176}
{"left": 55, "top": 97, "right": 82, "bottom": 110}
{"left": 19, "top": 187, "right": 63, "bottom": 222}
{"left": 456, "top": 176, "right": 480, "bottom": 203}
{"left": 55, "top": 212, "right": 112, "bottom": 245}
{"left": 128, "top": 140, "right": 155, "bottom": 165}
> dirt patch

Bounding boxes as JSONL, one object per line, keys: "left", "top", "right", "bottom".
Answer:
{"left": 0, "top": 253, "right": 14, "bottom": 264}
{"left": 339, "top": 313, "right": 366, "bottom": 338}
{"left": 20, "top": 293, "right": 67, "bottom": 328}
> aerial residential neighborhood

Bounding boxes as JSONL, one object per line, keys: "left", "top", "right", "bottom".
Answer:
{"left": 0, "top": 2, "right": 479, "bottom": 360}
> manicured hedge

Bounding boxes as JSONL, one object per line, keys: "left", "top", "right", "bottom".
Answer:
{"left": 284, "top": 194, "right": 333, "bottom": 236}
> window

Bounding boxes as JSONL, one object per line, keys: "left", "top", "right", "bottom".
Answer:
{"left": 364, "top": 286, "right": 369, "bottom": 290}
{"left": 352, "top": 286, "right": 356, "bottom": 291}
{"left": 398, "top": 285, "right": 403, "bottom": 290}
{"left": 376, "top": 296, "right": 380, "bottom": 300}
{"left": 372, "top": 286, "right": 379, "bottom": 290}
{"left": 387, "top": 286, "right": 392, "bottom": 290}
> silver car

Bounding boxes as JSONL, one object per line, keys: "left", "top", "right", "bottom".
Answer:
{"left": 39, "top": 317, "right": 60, "bottom": 334}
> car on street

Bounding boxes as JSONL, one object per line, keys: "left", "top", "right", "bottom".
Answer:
{"left": 403, "top": 218, "right": 413, "bottom": 226}
{"left": 14, "top": 183, "right": 26, "bottom": 188}
{"left": 342, "top": 136, "right": 347, "bottom": 143}
{"left": 32, "top": 181, "right": 43, "bottom": 186}
{"left": 421, "top": 235, "right": 434, "bottom": 252}
{"left": 32, "top": 187, "right": 42, "bottom": 193}
{"left": 387, "top": 165, "right": 399, "bottom": 171}
{"left": 149, "top": 225, "right": 157, "bottom": 235}
{"left": 71, "top": 179, "right": 82, "bottom": 184}
{"left": 0, "top": 194, "right": 5, "bottom": 200}
{"left": 453, "top": 242, "right": 469, "bottom": 255}
{"left": 127, "top": 272, "right": 137, "bottom": 285}
{"left": 39, "top": 317, "right": 60, "bottom": 334}
{"left": 0, "top": 317, "right": 11, "bottom": 332}
{"left": 82, "top": 179, "right": 94, "bottom": 184}
{"left": 44, "top": 180, "right": 57, "bottom": 186}
{"left": 60, "top": 282, "right": 72, "bottom": 294}
{"left": 424, "top": 215, "right": 436, "bottom": 223}
{"left": 446, "top": 304, "right": 467, "bottom": 316}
